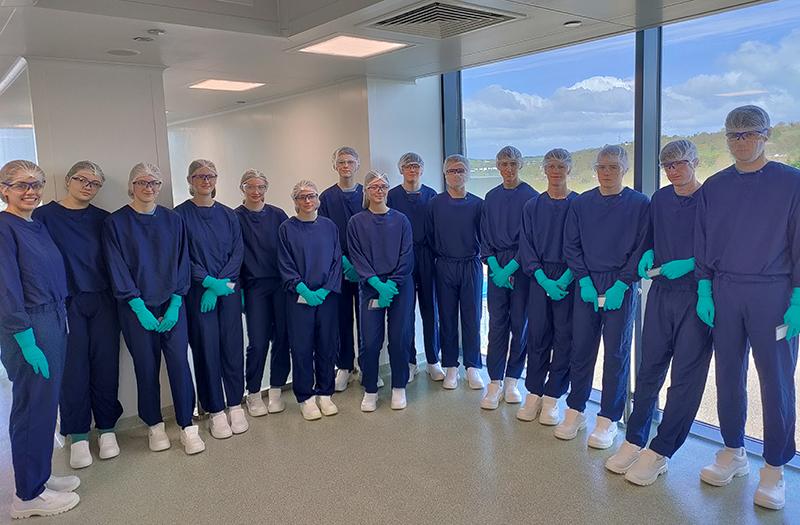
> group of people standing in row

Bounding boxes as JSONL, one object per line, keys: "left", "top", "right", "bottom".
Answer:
{"left": 0, "top": 104, "right": 797, "bottom": 518}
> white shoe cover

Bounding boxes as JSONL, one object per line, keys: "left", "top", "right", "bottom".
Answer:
{"left": 553, "top": 408, "right": 586, "bottom": 440}
{"left": 10, "top": 488, "right": 79, "bottom": 519}
{"left": 180, "top": 425, "right": 206, "bottom": 455}
{"left": 754, "top": 465, "right": 785, "bottom": 510}
{"left": 208, "top": 411, "right": 232, "bottom": 439}
{"left": 516, "top": 394, "right": 542, "bottom": 421}
{"left": 268, "top": 388, "right": 286, "bottom": 413}
{"left": 300, "top": 398, "right": 322, "bottom": 421}
{"left": 443, "top": 367, "right": 458, "bottom": 390}
{"left": 480, "top": 381, "right": 503, "bottom": 410}
{"left": 69, "top": 441, "right": 92, "bottom": 469}
{"left": 98, "top": 432, "right": 120, "bottom": 460}
{"left": 503, "top": 377, "right": 522, "bottom": 404}
{"left": 427, "top": 363, "right": 445, "bottom": 381}
{"left": 148, "top": 422, "right": 171, "bottom": 452}
{"left": 466, "top": 367, "right": 484, "bottom": 390}
{"left": 625, "top": 449, "right": 668, "bottom": 486}
{"left": 317, "top": 395, "right": 338, "bottom": 416}
{"left": 605, "top": 441, "right": 643, "bottom": 474}
{"left": 229, "top": 406, "right": 249, "bottom": 434}
{"left": 700, "top": 447, "right": 749, "bottom": 486}
{"left": 588, "top": 416, "right": 618, "bottom": 450}
{"left": 391, "top": 388, "right": 407, "bottom": 410}
{"left": 246, "top": 392, "right": 268, "bottom": 417}
{"left": 361, "top": 392, "right": 378, "bottom": 412}
{"left": 539, "top": 396, "right": 561, "bottom": 426}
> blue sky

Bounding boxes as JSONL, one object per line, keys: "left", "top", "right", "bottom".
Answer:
{"left": 462, "top": 0, "right": 800, "bottom": 158}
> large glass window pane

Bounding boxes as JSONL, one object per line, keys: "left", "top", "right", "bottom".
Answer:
{"left": 0, "top": 65, "right": 36, "bottom": 213}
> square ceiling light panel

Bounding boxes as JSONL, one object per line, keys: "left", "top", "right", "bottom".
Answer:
{"left": 298, "top": 35, "right": 409, "bottom": 58}
{"left": 189, "top": 79, "right": 265, "bottom": 91}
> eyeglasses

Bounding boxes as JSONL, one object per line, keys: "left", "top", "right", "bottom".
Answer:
{"left": 132, "top": 180, "right": 163, "bottom": 189}
{"left": 242, "top": 184, "right": 267, "bottom": 193}
{"left": 294, "top": 193, "right": 318, "bottom": 202}
{"left": 336, "top": 160, "right": 357, "bottom": 167}
{"left": 402, "top": 163, "right": 422, "bottom": 170}
{"left": 660, "top": 160, "right": 691, "bottom": 171}
{"left": 725, "top": 129, "right": 767, "bottom": 141}
{"left": 366, "top": 184, "right": 389, "bottom": 193}
{"left": 594, "top": 164, "right": 622, "bottom": 172}
{"left": 3, "top": 181, "right": 44, "bottom": 193}
{"left": 445, "top": 168, "right": 467, "bottom": 175}
{"left": 191, "top": 174, "right": 218, "bottom": 182}
{"left": 70, "top": 175, "right": 103, "bottom": 190}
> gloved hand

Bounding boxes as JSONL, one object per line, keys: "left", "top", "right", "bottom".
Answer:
{"left": 555, "top": 268, "right": 574, "bottom": 290}
{"left": 783, "top": 287, "right": 800, "bottom": 339}
{"left": 604, "top": 280, "right": 629, "bottom": 311}
{"left": 158, "top": 294, "right": 182, "bottom": 333}
{"left": 661, "top": 258, "right": 695, "bottom": 280}
{"left": 202, "top": 276, "right": 236, "bottom": 296}
{"left": 497, "top": 259, "right": 520, "bottom": 290}
{"left": 487, "top": 256, "right": 502, "bottom": 277}
{"left": 579, "top": 276, "right": 599, "bottom": 312}
{"left": 696, "top": 279, "right": 714, "bottom": 328}
{"left": 296, "top": 282, "right": 322, "bottom": 307}
{"left": 368, "top": 276, "right": 399, "bottom": 307}
{"left": 638, "top": 249, "right": 655, "bottom": 279}
{"left": 201, "top": 289, "right": 218, "bottom": 313}
{"left": 313, "top": 288, "right": 331, "bottom": 304}
{"left": 128, "top": 297, "right": 160, "bottom": 331}
{"left": 342, "top": 256, "right": 360, "bottom": 282}
{"left": 13, "top": 328, "right": 50, "bottom": 379}
{"left": 535, "top": 269, "right": 568, "bottom": 301}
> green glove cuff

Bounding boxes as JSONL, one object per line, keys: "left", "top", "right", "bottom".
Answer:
{"left": 367, "top": 276, "right": 382, "bottom": 290}
{"left": 13, "top": 327, "right": 36, "bottom": 349}
{"left": 505, "top": 259, "right": 520, "bottom": 274}
{"left": 296, "top": 282, "right": 311, "bottom": 294}
{"left": 791, "top": 287, "right": 800, "bottom": 306}
{"left": 558, "top": 268, "right": 574, "bottom": 284}
{"left": 534, "top": 269, "right": 548, "bottom": 286}
{"left": 487, "top": 256, "right": 501, "bottom": 273}
{"left": 128, "top": 297, "right": 146, "bottom": 312}
{"left": 612, "top": 279, "right": 629, "bottom": 291}
{"left": 342, "top": 256, "right": 353, "bottom": 271}
{"left": 579, "top": 276, "right": 594, "bottom": 288}
{"left": 169, "top": 294, "right": 182, "bottom": 308}
{"left": 698, "top": 279, "right": 713, "bottom": 297}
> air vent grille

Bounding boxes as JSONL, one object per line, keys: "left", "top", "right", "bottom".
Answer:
{"left": 371, "top": 2, "right": 516, "bottom": 39}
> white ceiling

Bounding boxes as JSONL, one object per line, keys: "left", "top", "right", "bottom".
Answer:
{"left": 0, "top": 0, "right": 768, "bottom": 124}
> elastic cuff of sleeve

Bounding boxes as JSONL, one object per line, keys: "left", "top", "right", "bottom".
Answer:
{"left": 698, "top": 279, "right": 713, "bottom": 297}
{"left": 169, "top": 294, "right": 182, "bottom": 307}
{"left": 534, "top": 269, "right": 547, "bottom": 285}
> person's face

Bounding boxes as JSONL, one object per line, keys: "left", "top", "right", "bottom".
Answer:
{"left": 66, "top": 169, "right": 103, "bottom": 204}
{"left": 595, "top": 155, "right": 626, "bottom": 190}
{"left": 726, "top": 129, "right": 768, "bottom": 164}
{"left": 366, "top": 179, "right": 389, "bottom": 206}
{"left": 190, "top": 167, "right": 217, "bottom": 197}
{"left": 544, "top": 160, "right": 571, "bottom": 186}
{"left": 661, "top": 159, "right": 697, "bottom": 187}
{"left": 131, "top": 176, "right": 162, "bottom": 204}
{"left": 335, "top": 154, "right": 359, "bottom": 179}
{"left": 294, "top": 187, "right": 319, "bottom": 214}
{"left": 241, "top": 178, "right": 268, "bottom": 205}
{"left": 2, "top": 173, "right": 44, "bottom": 213}
{"left": 444, "top": 161, "right": 468, "bottom": 191}
{"left": 496, "top": 157, "right": 520, "bottom": 185}
{"left": 401, "top": 163, "right": 422, "bottom": 185}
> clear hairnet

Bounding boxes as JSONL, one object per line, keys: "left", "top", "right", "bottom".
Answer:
{"left": 187, "top": 159, "right": 218, "bottom": 198}
{"left": 363, "top": 170, "right": 390, "bottom": 208}
{"left": 595, "top": 145, "right": 629, "bottom": 172}
{"left": 397, "top": 152, "right": 424, "bottom": 173}
{"left": 443, "top": 154, "right": 470, "bottom": 173}
{"left": 240, "top": 168, "right": 268, "bottom": 187}
{"left": 496, "top": 146, "right": 523, "bottom": 166}
{"left": 66, "top": 160, "right": 105, "bottom": 184}
{"left": 332, "top": 146, "right": 360, "bottom": 170}
{"left": 291, "top": 179, "right": 319, "bottom": 201}
{"left": 725, "top": 105, "right": 771, "bottom": 132}
{"left": 543, "top": 148, "right": 572, "bottom": 170}
{"left": 128, "top": 162, "right": 162, "bottom": 198}
{"left": 659, "top": 140, "right": 698, "bottom": 165}
{"left": 0, "top": 160, "right": 45, "bottom": 203}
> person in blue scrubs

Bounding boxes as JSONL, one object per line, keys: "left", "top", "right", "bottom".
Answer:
{"left": 319, "top": 146, "right": 365, "bottom": 392}
{"left": 347, "top": 171, "right": 414, "bottom": 412}
{"left": 0, "top": 160, "right": 81, "bottom": 519}
{"left": 557, "top": 145, "right": 649, "bottom": 450}
{"left": 387, "top": 153, "right": 444, "bottom": 382}
{"left": 516, "top": 148, "right": 577, "bottom": 425}
{"left": 480, "top": 146, "right": 538, "bottom": 410}
{"left": 278, "top": 180, "right": 342, "bottom": 421}
{"left": 605, "top": 140, "right": 712, "bottom": 486}
{"left": 175, "top": 159, "right": 247, "bottom": 440}
{"left": 426, "top": 154, "right": 485, "bottom": 391}
{"left": 235, "top": 169, "right": 290, "bottom": 417}
{"left": 33, "top": 161, "right": 122, "bottom": 470}
{"left": 694, "top": 106, "right": 800, "bottom": 511}
{"left": 103, "top": 162, "right": 205, "bottom": 455}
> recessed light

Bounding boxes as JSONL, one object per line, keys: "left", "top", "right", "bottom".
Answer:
{"left": 563, "top": 20, "right": 582, "bottom": 28}
{"left": 133, "top": 36, "right": 154, "bottom": 42}
{"left": 298, "top": 35, "right": 408, "bottom": 58}
{"left": 189, "top": 79, "right": 266, "bottom": 92}
{"left": 147, "top": 28, "right": 166, "bottom": 36}
{"left": 107, "top": 49, "right": 141, "bottom": 56}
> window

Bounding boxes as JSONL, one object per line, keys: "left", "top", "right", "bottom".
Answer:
{"left": 0, "top": 65, "right": 37, "bottom": 213}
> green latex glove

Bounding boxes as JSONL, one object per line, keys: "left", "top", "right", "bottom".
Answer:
{"left": 487, "top": 256, "right": 502, "bottom": 276}
{"left": 128, "top": 297, "right": 160, "bottom": 331}
{"left": 535, "top": 269, "right": 568, "bottom": 301}
{"left": 579, "top": 276, "right": 599, "bottom": 312}
{"left": 783, "top": 288, "right": 800, "bottom": 339}
{"left": 638, "top": 249, "right": 655, "bottom": 280}
{"left": 377, "top": 293, "right": 393, "bottom": 308}
{"left": 202, "top": 275, "right": 235, "bottom": 296}
{"left": 368, "top": 276, "right": 398, "bottom": 308}
{"left": 499, "top": 259, "right": 520, "bottom": 289}
{"left": 555, "top": 268, "right": 574, "bottom": 290}
{"left": 296, "top": 282, "right": 322, "bottom": 307}
{"left": 696, "top": 279, "right": 715, "bottom": 328}
{"left": 200, "top": 288, "right": 218, "bottom": 313}
{"left": 604, "top": 280, "right": 629, "bottom": 311}
{"left": 342, "top": 256, "right": 359, "bottom": 282}
{"left": 489, "top": 258, "right": 515, "bottom": 290}
{"left": 385, "top": 279, "right": 399, "bottom": 293}
{"left": 313, "top": 288, "right": 331, "bottom": 304}
{"left": 13, "top": 328, "right": 49, "bottom": 379}
{"left": 660, "top": 258, "right": 695, "bottom": 280}
{"left": 158, "top": 294, "right": 182, "bottom": 333}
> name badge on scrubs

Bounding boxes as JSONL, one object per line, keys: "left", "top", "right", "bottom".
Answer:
{"left": 776, "top": 324, "right": 789, "bottom": 341}
{"left": 368, "top": 299, "right": 384, "bottom": 310}
{"left": 646, "top": 267, "right": 662, "bottom": 278}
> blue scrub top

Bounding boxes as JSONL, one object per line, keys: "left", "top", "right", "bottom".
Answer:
{"left": 695, "top": 161, "right": 800, "bottom": 286}
{"left": 278, "top": 216, "right": 343, "bottom": 293}
{"left": 103, "top": 205, "right": 191, "bottom": 306}
{"left": 649, "top": 185, "right": 699, "bottom": 288}
{"left": 319, "top": 183, "right": 363, "bottom": 257}
{"left": 518, "top": 191, "right": 577, "bottom": 277}
{"left": 481, "top": 181, "right": 538, "bottom": 264}
{"left": 235, "top": 203, "right": 289, "bottom": 284}
{"left": 426, "top": 191, "right": 483, "bottom": 260}
{"left": 346, "top": 209, "right": 414, "bottom": 286}
{"left": 33, "top": 201, "right": 111, "bottom": 295}
{"left": 174, "top": 200, "right": 244, "bottom": 284}
{"left": 387, "top": 184, "right": 437, "bottom": 246}
{"left": 0, "top": 211, "right": 68, "bottom": 333}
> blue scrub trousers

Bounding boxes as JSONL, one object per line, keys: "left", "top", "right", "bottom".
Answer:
{"left": 567, "top": 273, "right": 638, "bottom": 422}
{"left": 118, "top": 299, "right": 196, "bottom": 428}
{"left": 486, "top": 250, "right": 529, "bottom": 381}
{"left": 286, "top": 292, "right": 339, "bottom": 403}
{"left": 713, "top": 276, "right": 798, "bottom": 467}
{"left": 359, "top": 279, "right": 414, "bottom": 392}
{"left": 243, "top": 278, "right": 291, "bottom": 392}
{"left": 60, "top": 290, "right": 123, "bottom": 435}
{"left": 186, "top": 283, "right": 245, "bottom": 414}
{"left": 408, "top": 244, "right": 440, "bottom": 366}
{"left": 336, "top": 278, "right": 362, "bottom": 372}
{"left": 435, "top": 257, "right": 483, "bottom": 369}
{"left": 525, "top": 263, "right": 573, "bottom": 398}
{"left": 0, "top": 302, "right": 67, "bottom": 501}
{"left": 625, "top": 282, "right": 712, "bottom": 457}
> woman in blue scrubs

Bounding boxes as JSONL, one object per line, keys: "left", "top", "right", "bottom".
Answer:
{"left": 1, "top": 160, "right": 80, "bottom": 519}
